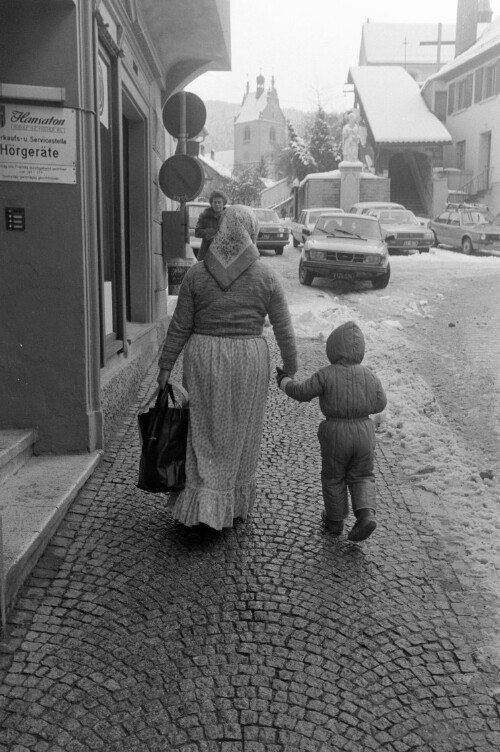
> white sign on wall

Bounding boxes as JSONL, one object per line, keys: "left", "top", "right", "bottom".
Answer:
{"left": 0, "top": 103, "right": 76, "bottom": 184}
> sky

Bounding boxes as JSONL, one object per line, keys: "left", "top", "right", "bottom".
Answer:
{"left": 186, "top": 0, "right": 500, "bottom": 112}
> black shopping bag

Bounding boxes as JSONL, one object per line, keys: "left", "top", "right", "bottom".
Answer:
{"left": 137, "top": 382, "right": 189, "bottom": 493}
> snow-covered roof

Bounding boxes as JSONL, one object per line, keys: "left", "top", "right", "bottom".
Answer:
{"left": 348, "top": 66, "right": 452, "bottom": 145}
{"left": 423, "top": 16, "right": 500, "bottom": 85}
{"left": 360, "top": 23, "right": 456, "bottom": 66}
{"left": 299, "top": 169, "right": 382, "bottom": 187}
{"left": 198, "top": 154, "right": 232, "bottom": 179}
{"left": 210, "top": 149, "right": 234, "bottom": 169}
{"left": 234, "top": 91, "right": 268, "bottom": 124}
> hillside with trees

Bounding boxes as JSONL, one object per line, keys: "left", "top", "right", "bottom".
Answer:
{"left": 202, "top": 101, "right": 312, "bottom": 153}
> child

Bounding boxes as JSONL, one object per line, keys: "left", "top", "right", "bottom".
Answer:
{"left": 276, "top": 321, "right": 387, "bottom": 542}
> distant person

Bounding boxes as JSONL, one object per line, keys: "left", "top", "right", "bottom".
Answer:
{"left": 194, "top": 190, "right": 227, "bottom": 260}
{"left": 276, "top": 321, "right": 386, "bottom": 542}
{"left": 158, "top": 204, "right": 298, "bottom": 531}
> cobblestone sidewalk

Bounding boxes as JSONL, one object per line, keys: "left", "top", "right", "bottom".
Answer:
{"left": 1, "top": 335, "right": 499, "bottom": 752}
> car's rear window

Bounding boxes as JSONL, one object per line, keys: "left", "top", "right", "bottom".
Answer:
{"left": 254, "top": 209, "right": 280, "bottom": 222}
{"left": 314, "top": 216, "right": 381, "bottom": 239}
{"left": 377, "top": 210, "right": 418, "bottom": 225}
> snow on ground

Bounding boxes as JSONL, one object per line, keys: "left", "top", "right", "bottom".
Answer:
{"left": 288, "top": 251, "right": 500, "bottom": 601}
{"left": 167, "top": 250, "right": 500, "bottom": 630}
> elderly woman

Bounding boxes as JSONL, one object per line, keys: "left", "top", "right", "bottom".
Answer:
{"left": 158, "top": 205, "right": 297, "bottom": 530}
{"left": 194, "top": 190, "right": 227, "bottom": 260}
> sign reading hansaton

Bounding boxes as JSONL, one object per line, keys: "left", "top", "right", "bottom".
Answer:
{"left": 0, "top": 103, "right": 76, "bottom": 184}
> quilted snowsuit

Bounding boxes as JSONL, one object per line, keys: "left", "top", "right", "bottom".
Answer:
{"left": 283, "top": 321, "right": 387, "bottom": 521}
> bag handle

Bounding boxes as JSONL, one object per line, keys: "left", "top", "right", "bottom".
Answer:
{"left": 139, "top": 380, "right": 188, "bottom": 414}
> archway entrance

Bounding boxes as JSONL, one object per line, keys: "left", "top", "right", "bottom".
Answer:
{"left": 388, "top": 151, "right": 432, "bottom": 217}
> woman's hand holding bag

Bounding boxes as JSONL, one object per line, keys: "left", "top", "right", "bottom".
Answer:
{"left": 137, "top": 381, "right": 189, "bottom": 493}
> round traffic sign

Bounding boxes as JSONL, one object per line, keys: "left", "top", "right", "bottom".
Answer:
{"left": 158, "top": 154, "right": 205, "bottom": 202}
{"left": 162, "top": 92, "right": 207, "bottom": 139}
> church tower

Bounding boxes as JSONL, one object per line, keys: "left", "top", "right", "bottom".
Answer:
{"left": 233, "top": 74, "right": 287, "bottom": 179}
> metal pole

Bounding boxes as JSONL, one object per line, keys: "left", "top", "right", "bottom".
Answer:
{"left": 179, "top": 92, "right": 189, "bottom": 248}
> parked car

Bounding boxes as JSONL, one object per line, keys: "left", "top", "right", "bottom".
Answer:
{"left": 253, "top": 208, "right": 289, "bottom": 255}
{"left": 365, "top": 208, "right": 435, "bottom": 254}
{"left": 291, "top": 207, "right": 342, "bottom": 247}
{"left": 186, "top": 201, "right": 210, "bottom": 253}
{"left": 428, "top": 202, "right": 500, "bottom": 255}
{"left": 299, "top": 212, "right": 391, "bottom": 289}
{"left": 349, "top": 201, "right": 405, "bottom": 215}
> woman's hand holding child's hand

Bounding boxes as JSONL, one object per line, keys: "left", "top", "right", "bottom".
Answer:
{"left": 276, "top": 367, "right": 290, "bottom": 391}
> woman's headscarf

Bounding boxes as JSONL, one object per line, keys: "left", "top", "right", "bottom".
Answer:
{"left": 204, "top": 204, "right": 260, "bottom": 290}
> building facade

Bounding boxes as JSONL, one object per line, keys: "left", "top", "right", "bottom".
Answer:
{"left": 422, "top": 14, "right": 500, "bottom": 211}
{"left": 0, "top": 0, "right": 230, "bottom": 454}
{"left": 234, "top": 75, "right": 287, "bottom": 179}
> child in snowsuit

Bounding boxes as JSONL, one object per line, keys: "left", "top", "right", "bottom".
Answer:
{"left": 277, "top": 321, "right": 387, "bottom": 542}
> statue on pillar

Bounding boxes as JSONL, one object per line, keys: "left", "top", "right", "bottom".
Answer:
{"left": 342, "top": 109, "right": 361, "bottom": 163}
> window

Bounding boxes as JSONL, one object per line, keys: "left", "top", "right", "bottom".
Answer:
{"left": 474, "top": 59, "right": 500, "bottom": 102}
{"left": 474, "top": 67, "right": 484, "bottom": 102}
{"left": 270, "top": 126, "right": 276, "bottom": 142}
{"left": 448, "top": 82, "right": 455, "bottom": 114}
{"left": 456, "top": 74, "right": 473, "bottom": 110}
{"left": 97, "top": 49, "right": 121, "bottom": 356}
{"left": 485, "top": 62, "right": 497, "bottom": 98}
{"left": 244, "top": 126, "right": 250, "bottom": 143}
{"left": 448, "top": 211, "right": 460, "bottom": 225}
{"left": 434, "top": 91, "right": 447, "bottom": 121}
{"left": 456, "top": 141, "right": 466, "bottom": 171}
{"left": 97, "top": 40, "right": 149, "bottom": 364}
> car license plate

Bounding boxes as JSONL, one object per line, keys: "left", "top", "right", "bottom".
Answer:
{"left": 329, "top": 272, "right": 354, "bottom": 281}
{"left": 403, "top": 240, "right": 415, "bottom": 246}
{"left": 260, "top": 234, "right": 273, "bottom": 240}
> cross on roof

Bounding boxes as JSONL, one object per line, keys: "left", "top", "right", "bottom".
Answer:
{"left": 420, "top": 22, "right": 455, "bottom": 65}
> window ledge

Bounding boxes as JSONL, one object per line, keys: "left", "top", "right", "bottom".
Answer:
{"left": 126, "top": 321, "right": 157, "bottom": 345}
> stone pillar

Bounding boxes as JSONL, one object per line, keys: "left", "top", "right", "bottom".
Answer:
{"left": 339, "top": 161, "right": 364, "bottom": 211}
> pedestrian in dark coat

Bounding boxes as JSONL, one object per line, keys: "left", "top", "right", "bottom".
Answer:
{"left": 277, "top": 320, "right": 387, "bottom": 541}
{"left": 194, "top": 190, "right": 227, "bottom": 260}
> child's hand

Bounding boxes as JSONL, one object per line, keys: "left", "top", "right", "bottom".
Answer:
{"left": 275, "top": 367, "right": 289, "bottom": 388}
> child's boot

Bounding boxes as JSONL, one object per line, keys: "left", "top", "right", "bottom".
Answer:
{"left": 348, "top": 508, "right": 376, "bottom": 542}
{"left": 321, "top": 513, "right": 344, "bottom": 535}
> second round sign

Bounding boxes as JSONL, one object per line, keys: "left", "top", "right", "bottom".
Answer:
{"left": 158, "top": 154, "right": 205, "bottom": 202}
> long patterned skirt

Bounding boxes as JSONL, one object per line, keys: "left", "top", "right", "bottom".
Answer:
{"left": 170, "top": 334, "right": 270, "bottom": 529}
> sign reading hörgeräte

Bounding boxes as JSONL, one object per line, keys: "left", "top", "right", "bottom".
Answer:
{"left": 0, "top": 104, "right": 76, "bottom": 184}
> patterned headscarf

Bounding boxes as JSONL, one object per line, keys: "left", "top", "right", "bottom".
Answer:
{"left": 204, "top": 204, "right": 260, "bottom": 290}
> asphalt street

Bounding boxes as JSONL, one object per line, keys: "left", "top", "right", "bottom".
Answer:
{"left": 1, "top": 335, "right": 500, "bottom": 751}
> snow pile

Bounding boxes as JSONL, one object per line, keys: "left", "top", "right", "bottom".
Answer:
{"left": 287, "top": 296, "right": 500, "bottom": 597}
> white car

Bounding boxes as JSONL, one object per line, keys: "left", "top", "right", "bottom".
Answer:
{"left": 291, "top": 207, "right": 342, "bottom": 247}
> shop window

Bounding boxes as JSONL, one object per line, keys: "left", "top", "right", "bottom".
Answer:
{"left": 97, "top": 42, "right": 149, "bottom": 365}
{"left": 97, "top": 49, "right": 122, "bottom": 358}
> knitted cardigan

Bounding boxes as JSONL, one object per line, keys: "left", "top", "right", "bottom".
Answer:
{"left": 159, "top": 259, "right": 298, "bottom": 375}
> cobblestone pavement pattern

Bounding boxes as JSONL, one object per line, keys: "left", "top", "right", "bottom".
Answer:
{"left": 1, "top": 336, "right": 500, "bottom": 752}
